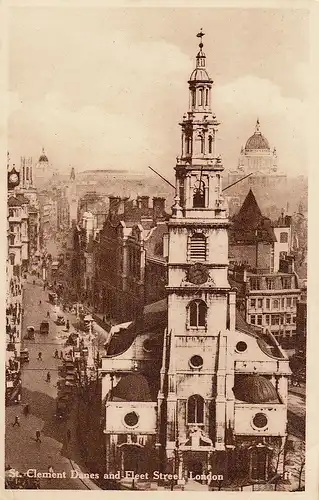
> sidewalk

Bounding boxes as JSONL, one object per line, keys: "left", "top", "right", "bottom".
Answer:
{"left": 289, "top": 385, "right": 306, "bottom": 399}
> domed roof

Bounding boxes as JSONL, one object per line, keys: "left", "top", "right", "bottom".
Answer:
{"left": 39, "top": 148, "right": 48, "bottom": 162}
{"left": 112, "top": 373, "right": 152, "bottom": 402}
{"left": 189, "top": 67, "right": 211, "bottom": 82}
{"left": 245, "top": 119, "right": 270, "bottom": 151}
{"left": 233, "top": 375, "right": 278, "bottom": 403}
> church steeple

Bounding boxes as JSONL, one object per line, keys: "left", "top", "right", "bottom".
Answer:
{"left": 70, "top": 166, "right": 76, "bottom": 181}
{"left": 174, "top": 31, "right": 226, "bottom": 220}
{"left": 195, "top": 29, "right": 206, "bottom": 69}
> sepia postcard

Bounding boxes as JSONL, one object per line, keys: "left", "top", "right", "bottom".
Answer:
{"left": 3, "top": 1, "right": 317, "bottom": 496}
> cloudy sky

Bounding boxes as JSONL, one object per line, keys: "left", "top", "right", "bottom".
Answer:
{"left": 8, "top": 6, "right": 309, "bottom": 177}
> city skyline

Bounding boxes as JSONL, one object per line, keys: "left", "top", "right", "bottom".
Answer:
{"left": 8, "top": 7, "right": 309, "bottom": 176}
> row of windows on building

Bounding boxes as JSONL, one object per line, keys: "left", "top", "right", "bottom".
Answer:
{"left": 191, "top": 87, "right": 209, "bottom": 108}
{"left": 185, "top": 134, "right": 214, "bottom": 155}
{"left": 249, "top": 297, "right": 298, "bottom": 309}
{"left": 249, "top": 313, "right": 296, "bottom": 326}
{"left": 249, "top": 275, "right": 292, "bottom": 290}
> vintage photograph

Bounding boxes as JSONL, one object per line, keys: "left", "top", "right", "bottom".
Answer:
{"left": 5, "top": 5, "right": 308, "bottom": 491}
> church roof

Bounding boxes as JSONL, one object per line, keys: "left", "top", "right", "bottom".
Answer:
{"left": 15, "top": 193, "right": 30, "bottom": 204}
{"left": 112, "top": 373, "right": 153, "bottom": 402}
{"left": 233, "top": 374, "right": 279, "bottom": 403}
{"left": 245, "top": 119, "right": 270, "bottom": 151}
{"left": 230, "top": 189, "right": 276, "bottom": 244}
{"left": 189, "top": 67, "right": 211, "bottom": 82}
{"left": 106, "top": 298, "right": 167, "bottom": 358}
{"left": 8, "top": 196, "right": 23, "bottom": 207}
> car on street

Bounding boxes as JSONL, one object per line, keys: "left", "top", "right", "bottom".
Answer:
{"left": 20, "top": 348, "right": 29, "bottom": 363}
{"left": 48, "top": 292, "right": 58, "bottom": 304}
{"left": 39, "top": 321, "right": 49, "bottom": 335}
{"left": 24, "top": 326, "right": 35, "bottom": 340}
{"left": 56, "top": 315, "right": 65, "bottom": 326}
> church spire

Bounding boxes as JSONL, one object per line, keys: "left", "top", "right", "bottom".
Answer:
{"left": 196, "top": 29, "right": 206, "bottom": 69}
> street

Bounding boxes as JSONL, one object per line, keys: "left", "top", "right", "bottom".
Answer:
{"left": 5, "top": 275, "right": 89, "bottom": 490}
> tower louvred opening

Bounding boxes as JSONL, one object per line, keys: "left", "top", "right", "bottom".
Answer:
{"left": 189, "top": 233, "right": 206, "bottom": 261}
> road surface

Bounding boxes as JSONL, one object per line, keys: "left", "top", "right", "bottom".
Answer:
{"left": 5, "top": 276, "right": 89, "bottom": 490}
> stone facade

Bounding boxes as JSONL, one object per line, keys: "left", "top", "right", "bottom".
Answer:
{"left": 99, "top": 34, "right": 291, "bottom": 491}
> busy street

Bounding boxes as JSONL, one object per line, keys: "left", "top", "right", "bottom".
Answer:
{"left": 6, "top": 9, "right": 308, "bottom": 492}
{"left": 5, "top": 274, "right": 94, "bottom": 490}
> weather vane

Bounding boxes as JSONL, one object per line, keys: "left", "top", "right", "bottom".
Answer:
{"left": 196, "top": 29, "right": 205, "bottom": 48}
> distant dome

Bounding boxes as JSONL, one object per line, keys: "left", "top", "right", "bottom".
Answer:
{"left": 245, "top": 133, "right": 270, "bottom": 151}
{"left": 233, "top": 375, "right": 278, "bottom": 403}
{"left": 112, "top": 373, "right": 152, "bottom": 402}
{"left": 245, "top": 119, "right": 270, "bottom": 151}
{"left": 39, "top": 148, "right": 48, "bottom": 162}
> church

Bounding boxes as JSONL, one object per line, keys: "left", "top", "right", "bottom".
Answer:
{"left": 100, "top": 32, "right": 291, "bottom": 490}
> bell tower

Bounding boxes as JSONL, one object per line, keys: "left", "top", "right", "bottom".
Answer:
{"left": 158, "top": 31, "right": 236, "bottom": 482}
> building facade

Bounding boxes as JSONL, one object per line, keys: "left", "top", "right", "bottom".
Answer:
{"left": 229, "top": 189, "right": 293, "bottom": 274}
{"left": 100, "top": 34, "right": 290, "bottom": 490}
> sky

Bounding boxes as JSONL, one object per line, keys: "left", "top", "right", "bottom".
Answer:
{"left": 7, "top": 6, "right": 309, "bottom": 178}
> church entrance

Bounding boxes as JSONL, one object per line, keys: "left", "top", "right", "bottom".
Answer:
{"left": 189, "top": 460, "right": 203, "bottom": 479}
{"left": 120, "top": 444, "right": 144, "bottom": 475}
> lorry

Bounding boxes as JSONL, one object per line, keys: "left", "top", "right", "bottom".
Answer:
{"left": 39, "top": 321, "right": 49, "bottom": 335}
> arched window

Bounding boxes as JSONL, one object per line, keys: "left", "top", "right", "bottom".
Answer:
{"left": 249, "top": 446, "right": 269, "bottom": 481}
{"left": 192, "top": 90, "right": 196, "bottom": 107}
{"left": 199, "top": 135, "right": 204, "bottom": 154}
{"left": 189, "top": 233, "right": 206, "bottom": 261}
{"left": 26, "top": 167, "right": 29, "bottom": 181}
{"left": 189, "top": 299, "right": 207, "bottom": 327}
{"left": 208, "top": 135, "right": 213, "bottom": 154}
{"left": 187, "top": 394, "right": 204, "bottom": 424}
{"left": 193, "top": 181, "right": 205, "bottom": 208}
{"left": 199, "top": 89, "right": 203, "bottom": 106}
{"left": 186, "top": 136, "right": 192, "bottom": 154}
{"left": 280, "top": 232, "right": 288, "bottom": 243}
{"left": 205, "top": 89, "right": 209, "bottom": 106}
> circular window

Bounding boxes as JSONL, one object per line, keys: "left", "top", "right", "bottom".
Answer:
{"left": 124, "top": 411, "right": 139, "bottom": 428}
{"left": 143, "top": 339, "right": 153, "bottom": 353}
{"left": 189, "top": 355, "right": 204, "bottom": 369}
{"left": 236, "top": 341, "right": 247, "bottom": 353}
{"left": 252, "top": 413, "right": 268, "bottom": 429}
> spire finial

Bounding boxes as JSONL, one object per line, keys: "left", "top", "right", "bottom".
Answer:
{"left": 255, "top": 118, "right": 260, "bottom": 133}
{"left": 196, "top": 29, "right": 205, "bottom": 49}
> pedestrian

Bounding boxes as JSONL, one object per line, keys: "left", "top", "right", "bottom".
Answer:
{"left": 46, "top": 372, "right": 51, "bottom": 383}
{"left": 54, "top": 349, "right": 59, "bottom": 359}
{"left": 60, "top": 351, "right": 63, "bottom": 359}
{"left": 12, "top": 415, "right": 20, "bottom": 427}
{"left": 23, "top": 404, "right": 30, "bottom": 416}
{"left": 67, "top": 429, "right": 71, "bottom": 442}
{"left": 37, "top": 352, "right": 42, "bottom": 361}
{"left": 35, "top": 430, "right": 41, "bottom": 443}
{"left": 39, "top": 300, "right": 42, "bottom": 305}
{"left": 47, "top": 311, "right": 50, "bottom": 318}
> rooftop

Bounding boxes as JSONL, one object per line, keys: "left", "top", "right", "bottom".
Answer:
{"left": 230, "top": 189, "right": 276, "bottom": 244}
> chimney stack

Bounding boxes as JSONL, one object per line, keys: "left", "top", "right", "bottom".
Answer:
{"left": 108, "top": 196, "right": 121, "bottom": 214}
{"left": 137, "top": 196, "right": 150, "bottom": 215}
{"left": 153, "top": 197, "right": 166, "bottom": 221}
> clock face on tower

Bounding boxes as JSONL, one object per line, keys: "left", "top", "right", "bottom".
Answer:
{"left": 188, "top": 263, "right": 209, "bottom": 285}
{"left": 9, "top": 173, "right": 18, "bottom": 183}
